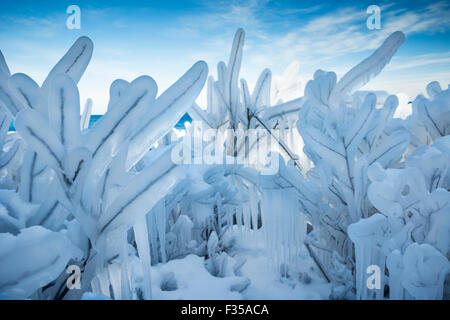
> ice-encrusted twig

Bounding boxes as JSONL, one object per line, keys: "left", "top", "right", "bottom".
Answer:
{"left": 329, "top": 31, "right": 405, "bottom": 106}
{"left": 41, "top": 36, "right": 93, "bottom": 95}
{"left": 80, "top": 98, "right": 93, "bottom": 130}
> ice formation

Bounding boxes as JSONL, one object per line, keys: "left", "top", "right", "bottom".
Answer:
{"left": 0, "top": 226, "right": 83, "bottom": 299}
{"left": 348, "top": 214, "right": 388, "bottom": 300}
{"left": 401, "top": 243, "right": 449, "bottom": 300}
{"left": 0, "top": 27, "right": 448, "bottom": 300}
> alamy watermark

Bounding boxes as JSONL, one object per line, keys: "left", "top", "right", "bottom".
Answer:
{"left": 366, "top": 265, "right": 381, "bottom": 290}
{"left": 171, "top": 121, "right": 283, "bottom": 175}
{"left": 366, "top": 5, "right": 381, "bottom": 30}
{"left": 66, "top": 5, "right": 81, "bottom": 30}
{"left": 66, "top": 264, "right": 81, "bottom": 290}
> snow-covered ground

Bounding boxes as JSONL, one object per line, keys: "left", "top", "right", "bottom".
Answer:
{"left": 151, "top": 228, "right": 331, "bottom": 300}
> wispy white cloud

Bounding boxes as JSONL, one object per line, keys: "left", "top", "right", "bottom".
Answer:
{"left": 173, "top": 0, "right": 450, "bottom": 104}
{"left": 274, "top": 1, "right": 450, "bottom": 62}
{"left": 278, "top": 5, "right": 322, "bottom": 15}
{"left": 1, "top": 1, "right": 449, "bottom": 112}
{"left": 2, "top": 15, "right": 63, "bottom": 38}
{"left": 389, "top": 52, "right": 450, "bottom": 70}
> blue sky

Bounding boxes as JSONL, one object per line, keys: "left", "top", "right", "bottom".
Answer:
{"left": 1, "top": 0, "right": 449, "bottom": 113}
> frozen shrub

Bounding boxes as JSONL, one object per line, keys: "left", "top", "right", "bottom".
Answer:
{"left": 0, "top": 226, "right": 82, "bottom": 299}
{"left": 190, "top": 28, "right": 304, "bottom": 170}
{"left": 0, "top": 36, "right": 207, "bottom": 299}
{"left": 401, "top": 243, "right": 449, "bottom": 300}
{"left": 407, "top": 81, "right": 450, "bottom": 147}
{"left": 360, "top": 135, "right": 450, "bottom": 299}
{"left": 0, "top": 26, "right": 448, "bottom": 300}
{"left": 187, "top": 30, "right": 312, "bottom": 277}
{"left": 295, "top": 32, "right": 406, "bottom": 284}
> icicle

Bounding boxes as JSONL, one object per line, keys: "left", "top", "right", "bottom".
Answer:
{"left": 227, "top": 206, "right": 233, "bottom": 227}
{"left": 108, "top": 263, "right": 122, "bottom": 300}
{"left": 261, "top": 186, "right": 306, "bottom": 271}
{"left": 154, "top": 199, "right": 167, "bottom": 263}
{"left": 250, "top": 201, "right": 258, "bottom": 233}
{"left": 120, "top": 260, "right": 132, "bottom": 300}
{"left": 386, "top": 250, "right": 404, "bottom": 299}
{"left": 348, "top": 214, "right": 388, "bottom": 300}
{"left": 90, "top": 277, "right": 101, "bottom": 296}
{"left": 243, "top": 197, "right": 251, "bottom": 232}
{"left": 236, "top": 203, "right": 243, "bottom": 230}
{"left": 146, "top": 210, "right": 159, "bottom": 263}
{"left": 249, "top": 186, "right": 259, "bottom": 232}
{"left": 171, "top": 215, "right": 194, "bottom": 250}
{"left": 91, "top": 233, "right": 113, "bottom": 297}
{"left": 133, "top": 215, "right": 152, "bottom": 299}
{"left": 92, "top": 267, "right": 111, "bottom": 298}
{"left": 215, "top": 192, "right": 222, "bottom": 233}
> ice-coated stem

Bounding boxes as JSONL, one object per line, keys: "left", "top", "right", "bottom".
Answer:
{"left": 133, "top": 216, "right": 152, "bottom": 299}
{"left": 348, "top": 214, "right": 388, "bottom": 300}
{"left": 80, "top": 98, "right": 93, "bottom": 130}
{"left": 386, "top": 250, "right": 404, "bottom": 299}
